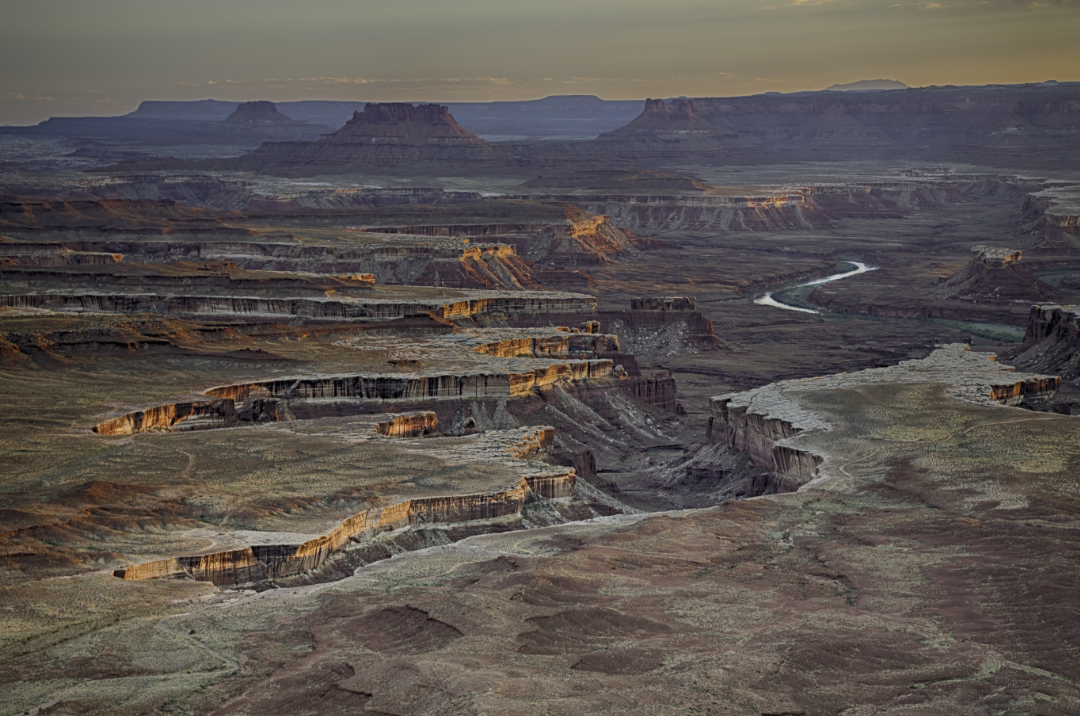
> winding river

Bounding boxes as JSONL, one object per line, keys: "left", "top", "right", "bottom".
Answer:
{"left": 753, "top": 261, "right": 878, "bottom": 314}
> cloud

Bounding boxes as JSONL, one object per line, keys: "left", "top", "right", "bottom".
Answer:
{"left": 176, "top": 76, "right": 628, "bottom": 96}
{"left": 759, "top": 0, "right": 843, "bottom": 8}
{"left": 890, "top": 0, "right": 1076, "bottom": 9}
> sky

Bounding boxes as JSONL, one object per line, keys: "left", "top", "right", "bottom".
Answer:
{"left": 1, "top": 0, "right": 1077, "bottom": 125}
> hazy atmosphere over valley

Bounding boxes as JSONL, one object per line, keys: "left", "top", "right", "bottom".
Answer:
{"left": 1, "top": 1, "right": 1079, "bottom": 715}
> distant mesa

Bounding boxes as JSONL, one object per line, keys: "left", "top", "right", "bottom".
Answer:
{"left": 599, "top": 98, "right": 723, "bottom": 138}
{"left": 825, "top": 79, "right": 910, "bottom": 92}
{"left": 222, "top": 101, "right": 302, "bottom": 125}
{"left": 324, "top": 103, "right": 486, "bottom": 145}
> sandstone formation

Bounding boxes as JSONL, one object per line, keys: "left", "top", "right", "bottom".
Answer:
{"left": 203, "top": 361, "right": 614, "bottom": 403}
{"left": 1001, "top": 304, "right": 1080, "bottom": 413}
{"left": 931, "top": 246, "right": 1062, "bottom": 303}
{"left": 0, "top": 289, "right": 597, "bottom": 322}
{"left": 93, "top": 396, "right": 286, "bottom": 436}
{"left": 90, "top": 326, "right": 624, "bottom": 435}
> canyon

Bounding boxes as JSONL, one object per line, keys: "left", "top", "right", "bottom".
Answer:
{"left": 1, "top": 87, "right": 1080, "bottom": 716}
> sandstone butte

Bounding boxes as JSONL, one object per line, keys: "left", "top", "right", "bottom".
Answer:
{"left": 221, "top": 100, "right": 305, "bottom": 126}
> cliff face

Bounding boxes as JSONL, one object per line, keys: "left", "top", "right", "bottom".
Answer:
{"left": 600, "top": 298, "right": 720, "bottom": 356}
{"left": 375, "top": 412, "right": 438, "bottom": 437}
{"left": 205, "top": 360, "right": 614, "bottom": 403}
{"left": 1019, "top": 187, "right": 1080, "bottom": 249}
{"left": 0, "top": 290, "right": 598, "bottom": 322}
{"left": 1000, "top": 305, "right": 1080, "bottom": 413}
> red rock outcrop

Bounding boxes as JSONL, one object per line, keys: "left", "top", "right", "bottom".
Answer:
{"left": 93, "top": 397, "right": 285, "bottom": 436}
{"left": 375, "top": 412, "right": 438, "bottom": 437}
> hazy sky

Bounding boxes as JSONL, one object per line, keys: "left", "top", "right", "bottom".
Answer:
{"left": 1, "top": 0, "right": 1077, "bottom": 124}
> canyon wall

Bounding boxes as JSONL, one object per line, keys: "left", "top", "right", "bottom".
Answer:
{"left": 205, "top": 361, "right": 614, "bottom": 402}
{"left": 0, "top": 290, "right": 598, "bottom": 321}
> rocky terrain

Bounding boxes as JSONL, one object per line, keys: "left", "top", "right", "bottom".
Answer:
{"left": 1, "top": 86, "right": 1079, "bottom": 715}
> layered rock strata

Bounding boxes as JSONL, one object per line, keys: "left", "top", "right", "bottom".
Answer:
{"left": 113, "top": 426, "right": 575, "bottom": 586}
{"left": 93, "top": 397, "right": 287, "bottom": 436}
{"left": 376, "top": 411, "right": 439, "bottom": 437}
{"left": 0, "top": 236, "right": 542, "bottom": 292}
{"left": 1018, "top": 184, "right": 1080, "bottom": 248}
{"left": 709, "top": 344, "right": 1060, "bottom": 491}
{"left": 0, "top": 290, "right": 597, "bottom": 321}
{"left": 92, "top": 327, "right": 623, "bottom": 435}
{"left": 205, "top": 361, "right": 614, "bottom": 404}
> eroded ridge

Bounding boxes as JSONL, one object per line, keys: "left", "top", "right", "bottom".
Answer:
{"left": 0, "top": 289, "right": 597, "bottom": 321}
{"left": 112, "top": 424, "right": 575, "bottom": 586}
{"left": 93, "top": 327, "right": 623, "bottom": 436}
{"left": 708, "top": 344, "right": 1060, "bottom": 490}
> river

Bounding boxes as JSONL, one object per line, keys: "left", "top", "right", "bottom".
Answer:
{"left": 753, "top": 262, "right": 878, "bottom": 314}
